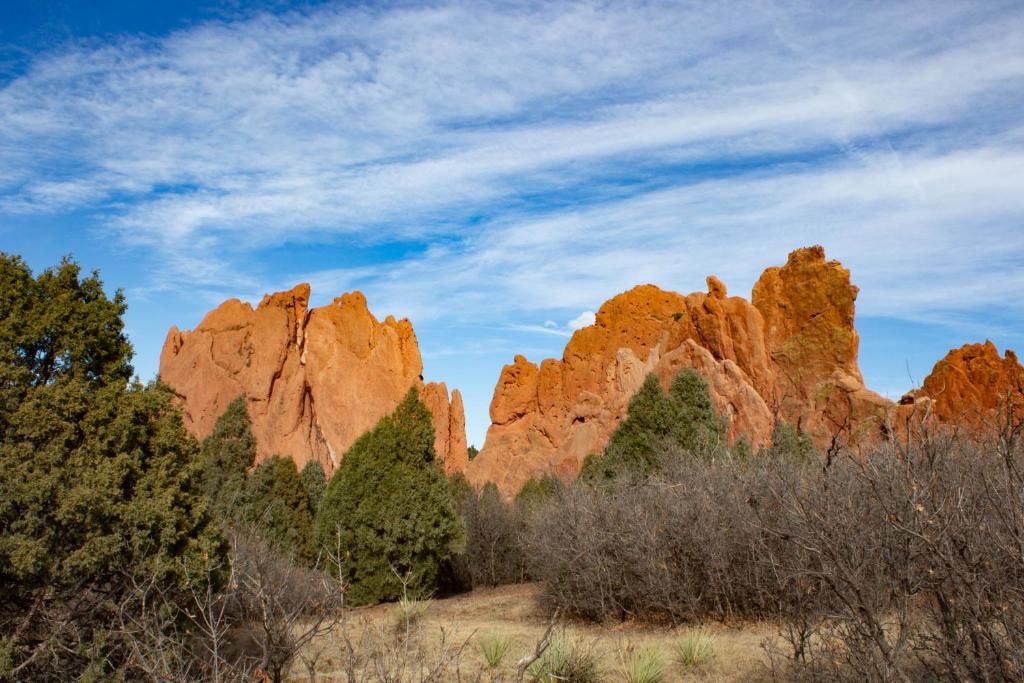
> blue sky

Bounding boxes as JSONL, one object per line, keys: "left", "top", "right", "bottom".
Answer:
{"left": 2, "top": 1, "right": 1023, "bottom": 447}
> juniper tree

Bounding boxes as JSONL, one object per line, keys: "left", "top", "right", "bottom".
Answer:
{"left": 299, "top": 459, "right": 327, "bottom": 514}
{"left": 0, "top": 254, "right": 224, "bottom": 680}
{"left": 314, "top": 387, "right": 463, "bottom": 604}
{"left": 582, "top": 368, "right": 726, "bottom": 480}
{"left": 245, "top": 455, "right": 316, "bottom": 564}
{"left": 199, "top": 396, "right": 256, "bottom": 520}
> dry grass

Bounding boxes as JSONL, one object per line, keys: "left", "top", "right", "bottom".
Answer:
{"left": 295, "top": 583, "right": 775, "bottom": 681}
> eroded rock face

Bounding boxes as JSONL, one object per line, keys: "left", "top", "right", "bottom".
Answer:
{"left": 468, "top": 246, "right": 891, "bottom": 495}
{"left": 752, "top": 246, "right": 891, "bottom": 446}
{"left": 896, "top": 341, "right": 1024, "bottom": 434}
{"left": 159, "top": 285, "right": 467, "bottom": 475}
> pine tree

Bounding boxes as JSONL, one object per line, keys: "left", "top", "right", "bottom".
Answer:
{"left": 314, "top": 388, "right": 463, "bottom": 604}
{"left": 665, "top": 367, "right": 726, "bottom": 456}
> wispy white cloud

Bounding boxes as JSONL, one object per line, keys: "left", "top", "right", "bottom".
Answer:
{"left": 568, "top": 311, "right": 596, "bottom": 330}
{"left": 1, "top": 1, "right": 1023, "bottom": 422}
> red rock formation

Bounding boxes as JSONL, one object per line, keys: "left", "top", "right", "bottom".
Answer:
{"left": 751, "top": 246, "right": 891, "bottom": 446}
{"left": 467, "top": 246, "right": 890, "bottom": 495}
{"left": 896, "top": 341, "right": 1024, "bottom": 434}
{"left": 159, "top": 285, "right": 467, "bottom": 475}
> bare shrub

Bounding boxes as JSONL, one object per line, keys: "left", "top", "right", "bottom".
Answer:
{"left": 528, "top": 411, "right": 1024, "bottom": 683}
{"left": 454, "top": 482, "right": 528, "bottom": 589}
{"left": 116, "top": 526, "right": 345, "bottom": 683}
{"left": 526, "top": 446, "right": 799, "bottom": 622}
{"left": 761, "top": 419, "right": 1024, "bottom": 682}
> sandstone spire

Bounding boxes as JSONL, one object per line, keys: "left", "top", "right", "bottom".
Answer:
{"left": 159, "top": 285, "right": 467, "bottom": 475}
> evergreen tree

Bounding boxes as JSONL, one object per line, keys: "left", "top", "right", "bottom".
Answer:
{"left": 583, "top": 369, "right": 726, "bottom": 480}
{"left": 245, "top": 456, "right": 315, "bottom": 564}
{"left": 767, "top": 421, "right": 816, "bottom": 462}
{"left": 314, "top": 388, "right": 463, "bottom": 604}
{"left": 300, "top": 459, "right": 327, "bottom": 514}
{"left": 199, "top": 396, "right": 256, "bottom": 520}
{"left": 666, "top": 367, "right": 725, "bottom": 452}
{"left": 582, "top": 374, "right": 674, "bottom": 478}
{"left": 0, "top": 254, "right": 224, "bottom": 679}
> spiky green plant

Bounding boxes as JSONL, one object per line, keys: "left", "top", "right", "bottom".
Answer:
{"left": 621, "top": 647, "right": 666, "bottom": 683}
{"left": 674, "top": 629, "right": 715, "bottom": 667}
{"left": 392, "top": 594, "right": 432, "bottom": 632}
{"left": 479, "top": 633, "right": 513, "bottom": 669}
{"left": 528, "top": 635, "right": 603, "bottom": 682}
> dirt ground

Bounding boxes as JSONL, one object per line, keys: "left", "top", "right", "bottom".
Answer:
{"left": 295, "top": 583, "right": 777, "bottom": 682}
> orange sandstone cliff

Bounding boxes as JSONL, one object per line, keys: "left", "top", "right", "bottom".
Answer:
{"left": 159, "top": 284, "right": 467, "bottom": 475}
{"left": 467, "top": 246, "right": 892, "bottom": 494}
{"left": 896, "top": 341, "right": 1024, "bottom": 435}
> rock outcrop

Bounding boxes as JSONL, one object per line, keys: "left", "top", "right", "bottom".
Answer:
{"left": 467, "top": 246, "right": 891, "bottom": 495}
{"left": 159, "top": 285, "right": 467, "bottom": 475}
{"left": 896, "top": 341, "right": 1024, "bottom": 434}
{"left": 751, "top": 246, "right": 892, "bottom": 446}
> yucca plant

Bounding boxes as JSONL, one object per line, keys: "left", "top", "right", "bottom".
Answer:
{"left": 621, "top": 646, "right": 666, "bottom": 683}
{"left": 528, "top": 635, "right": 603, "bottom": 682}
{"left": 674, "top": 629, "right": 715, "bottom": 667}
{"left": 392, "top": 594, "right": 433, "bottom": 632}
{"left": 479, "top": 633, "right": 514, "bottom": 669}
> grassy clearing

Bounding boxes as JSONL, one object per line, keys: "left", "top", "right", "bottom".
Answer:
{"left": 297, "top": 583, "right": 774, "bottom": 681}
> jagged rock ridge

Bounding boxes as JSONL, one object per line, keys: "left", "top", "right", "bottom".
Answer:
{"left": 159, "top": 284, "right": 467, "bottom": 475}
{"left": 467, "top": 246, "right": 905, "bottom": 495}
{"left": 897, "top": 341, "right": 1024, "bottom": 434}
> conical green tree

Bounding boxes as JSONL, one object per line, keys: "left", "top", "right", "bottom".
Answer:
{"left": 199, "top": 396, "right": 256, "bottom": 520}
{"left": 314, "top": 387, "right": 463, "bottom": 604}
{"left": 581, "top": 374, "right": 674, "bottom": 479}
{"left": 583, "top": 368, "right": 726, "bottom": 480}
{"left": 665, "top": 367, "right": 725, "bottom": 455}
{"left": 245, "top": 456, "right": 316, "bottom": 564}
{"left": 300, "top": 459, "right": 327, "bottom": 513}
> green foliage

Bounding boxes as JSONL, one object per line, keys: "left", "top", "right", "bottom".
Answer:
{"left": 392, "top": 594, "right": 432, "bottom": 632}
{"left": 768, "top": 421, "right": 816, "bottom": 462}
{"left": 582, "top": 369, "right": 725, "bottom": 480}
{"left": 674, "top": 630, "right": 715, "bottom": 667}
{"left": 0, "top": 253, "right": 224, "bottom": 679}
{"left": 529, "top": 635, "right": 604, "bottom": 683}
{"left": 314, "top": 388, "right": 464, "bottom": 605}
{"left": 300, "top": 459, "right": 327, "bottom": 513}
{"left": 515, "top": 473, "right": 565, "bottom": 512}
{"left": 622, "top": 647, "right": 666, "bottom": 683}
{"left": 199, "top": 396, "right": 256, "bottom": 519}
{"left": 478, "top": 633, "right": 513, "bottom": 669}
{"left": 448, "top": 471, "right": 476, "bottom": 508}
{"left": 732, "top": 434, "right": 753, "bottom": 461}
{"left": 0, "top": 254, "right": 132, "bottom": 396}
{"left": 468, "top": 444, "right": 480, "bottom": 460}
{"left": 244, "top": 455, "right": 315, "bottom": 564}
